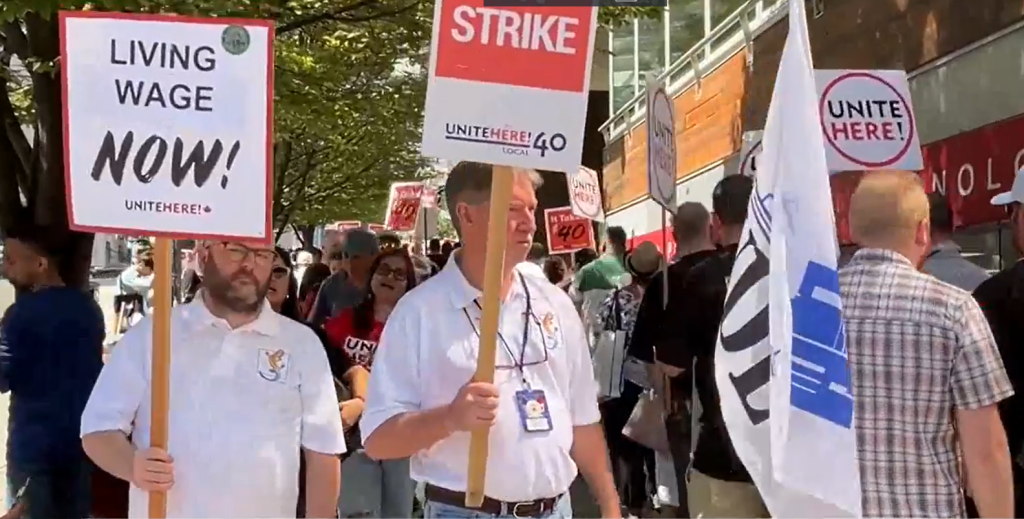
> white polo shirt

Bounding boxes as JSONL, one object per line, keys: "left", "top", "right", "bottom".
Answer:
{"left": 361, "top": 256, "right": 601, "bottom": 502}
{"left": 81, "top": 297, "right": 346, "bottom": 518}
{"left": 515, "top": 261, "right": 547, "bottom": 281}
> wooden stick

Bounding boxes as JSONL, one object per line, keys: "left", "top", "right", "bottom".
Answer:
{"left": 148, "top": 238, "right": 173, "bottom": 518}
{"left": 465, "top": 165, "right": 515, "bottom": 507}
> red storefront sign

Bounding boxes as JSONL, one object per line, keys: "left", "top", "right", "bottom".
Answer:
{"left": 831, "top": 114, "right": 1024, "bottom": 243}
{"left": 918, "top": 114, "right": 1024, "bottom": 228}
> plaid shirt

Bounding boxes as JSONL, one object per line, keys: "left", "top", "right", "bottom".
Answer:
{"left": 840, "top": 248, "right": 1014, "bottom": 517}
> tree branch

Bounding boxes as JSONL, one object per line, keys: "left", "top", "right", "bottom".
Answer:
{"left": 274, "top": 211, "right": 293, "bottom": 243}
{"left": 277, "top": 0, "right": 376, "bottom": 34}
{"left": 0, "top": 56, "right": 31, "bottom": 192}
{"left": 22, "top": 13, "right": 64, "bottom": 227}
{"left": 0, "top": 22, "right": 30, "bottom": 63}
{"left": 272, "top": 140, "right": 293, "bottom": 210}
{"left": 331, "top": 2, "right": 420, "bottom": 24}
{"left": 0, "top": 97, "right": 26, "bottom": 231}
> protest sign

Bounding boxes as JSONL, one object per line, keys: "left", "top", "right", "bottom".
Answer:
{"left": 323, "top": 221, "right": 362, "bottom": 253}
{"left": 385, "top": 182, "right": 426, "bottom": 232}
{"left": 419, "top": 0, "right": 598, "bottom": 173}
{"left": 568, "top": 166, "right": 604, "bottom": 221}
{"left": 739, "top": 131, "right": 763, "bottom": 177}
{"left": 60, "top": 12, "right": 275, "bottom": 519}
{"left": 61, "top": 12, "right": 274, "bottom": 241}
{"left": 646, "top": 75, "right": 677, "bottom": 211}
{"left": 545, "top": 207, "right": 594, "bottom": 254}
{"left": 326, "top": 220, "right": 362, "bottom": 232}
{"left": 817, "top": 69, "right": 922, "bottom": 171}
{"left": 422, "top": 186, "right": 440, "bottom": 209}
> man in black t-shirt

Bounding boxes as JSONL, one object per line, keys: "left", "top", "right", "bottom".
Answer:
{"left": 669, "top": 175, "right": 766, "bottom": 518}
{"left": 972, "top": 180, "right": 1024, "bottom": 517}
{"left": 629, "top": 202, "right": 717, "bottom": 515}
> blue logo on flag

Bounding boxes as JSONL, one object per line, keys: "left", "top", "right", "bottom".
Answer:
{"left": 789, "top": 261, "right": 854, "bottom": 429}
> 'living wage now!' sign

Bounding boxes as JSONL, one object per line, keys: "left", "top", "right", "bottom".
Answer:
{"left": 61, "top": 12, "right": 274, "bottom": 241}
{"left": 419, "top": 0, "right": 598, "bottom": 173}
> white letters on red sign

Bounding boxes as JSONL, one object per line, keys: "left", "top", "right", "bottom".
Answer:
{"left": 930, "top": 151, "right": 1018, "bottom": 198}
{"left": 450, "top": 6, "right": 579, "bottom": 54}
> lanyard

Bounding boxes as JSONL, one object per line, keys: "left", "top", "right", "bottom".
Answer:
{"left": 463, "top": 273, "right": 533, "bottom": 387}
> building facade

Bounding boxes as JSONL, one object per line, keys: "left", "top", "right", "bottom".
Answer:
{"left": 601, "top": 0, "right": 1024, "bottom": 270}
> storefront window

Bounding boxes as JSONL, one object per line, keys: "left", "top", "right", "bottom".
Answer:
{"left": 637, "top": 11, "right": 667, "bottom": 76}
{"left": 611, "top": 25, "right": 637, "bottom": 114}
{"left": 710, "top": 0, "right": 748, "bottom": 29}
{"left": 668, "top": 0, "right": 705, "bottom": 64}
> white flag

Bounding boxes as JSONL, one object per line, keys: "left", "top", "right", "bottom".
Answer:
{"left": 714, "top": 0, "right": 862, "bottom": 516}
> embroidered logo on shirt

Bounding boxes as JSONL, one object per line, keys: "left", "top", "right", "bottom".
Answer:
{"left": 540, "top": 312, "right": 560, "bottom": 349}
{"left": 257, "top": 348, "right": 290, "bottom": 383}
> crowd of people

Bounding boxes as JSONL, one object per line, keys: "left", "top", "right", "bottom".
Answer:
{"left": 0, "top": 162, "right": 1020, "bottom": 518}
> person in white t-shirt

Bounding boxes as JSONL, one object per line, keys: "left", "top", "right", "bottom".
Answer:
{"left": 361, "top": 162, "right": 620, "bottom": 519}
{"left": 81, "top": 240, "right": 346, "bottom": 518}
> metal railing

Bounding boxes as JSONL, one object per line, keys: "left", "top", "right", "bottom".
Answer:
{"left": 599, "top": 0, "right": 787, "bottom": 142}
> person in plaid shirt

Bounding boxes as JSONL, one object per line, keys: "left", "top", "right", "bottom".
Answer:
{"left": 842, "top": 171, "right": 1015, "bottom": 518}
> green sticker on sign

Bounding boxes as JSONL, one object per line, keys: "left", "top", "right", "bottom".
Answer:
{"left": 221, "top": 25, "right": 250, "bottom": 55}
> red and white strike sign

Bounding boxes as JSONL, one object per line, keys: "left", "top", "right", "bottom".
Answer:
{"left": 568, "top": 166, "right": 604, "bottom": 222}
{"left": 385, "top": 182, "right": 425, "bottom": 232}
{"left": 545, "top": 206, "right": 594, "bottom": 254}
{"left": 816, "top": 69, "right": 923, "bottom": 172}
{"left": 420, "top": 0, "right": 597, "bottom": 173}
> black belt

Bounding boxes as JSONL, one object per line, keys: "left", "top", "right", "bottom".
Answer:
{"left": 424, "top": 484, "right": 564, "bottom": 518}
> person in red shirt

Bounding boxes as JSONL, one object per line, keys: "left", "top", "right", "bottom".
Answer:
{"left": 324, "top": 248, "right": 419, "bottom": 518}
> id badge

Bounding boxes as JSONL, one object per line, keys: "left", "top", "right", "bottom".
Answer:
{"left": 514, "top": 389, "right": 553, "bottom": 433}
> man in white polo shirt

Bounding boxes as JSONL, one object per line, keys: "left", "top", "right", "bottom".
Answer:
{"left": 81, "top": 240, "right": 346, "bottom": 518}
{"left": 362, "top": 162, "right": 620, "bottom": 518}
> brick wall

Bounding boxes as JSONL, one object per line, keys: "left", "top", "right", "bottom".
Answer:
{"left": 602, "top": 51, "right": 748, "bottom": 213}
{"left": 743, "top": 0, "right": 1024, "bottom": 129}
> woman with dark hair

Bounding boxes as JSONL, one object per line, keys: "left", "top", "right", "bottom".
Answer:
{"left": 297, "top": 263, "right": 332, "bottom": 320}
{"left": 324, "top": 249, "right": 418, "bottom": 519}
{"left": 267, "top": 248, "right": 370, "bottom": 518}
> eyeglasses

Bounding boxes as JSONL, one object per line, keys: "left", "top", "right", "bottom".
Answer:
{"left": 271, "top": 266, "right": 291, "bottom": 279}
{"left": 375, "top": 264, "right": 408, "bottom": 282}
{"left": 219, "top": 242, "right": 276, "bottom": 266}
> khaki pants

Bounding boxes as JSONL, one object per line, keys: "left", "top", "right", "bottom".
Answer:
{"left": 686, "top": 470, "right": 769, "bottom": 518}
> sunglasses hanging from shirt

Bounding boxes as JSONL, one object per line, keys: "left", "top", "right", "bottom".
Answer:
{"left": 462, "top": 274, "right": 554, "bottom": 433}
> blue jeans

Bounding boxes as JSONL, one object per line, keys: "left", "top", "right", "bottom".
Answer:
{"left": 338, "top": 450, "right": 415, "bottom": 518}
{"left": 6, "top": 460, "right": 92, "bottom": 519}
{"left": 424, "top": 495, "right": 572, "bottom": 519}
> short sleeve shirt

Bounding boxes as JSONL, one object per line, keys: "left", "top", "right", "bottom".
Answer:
{"left": 80, "top": 299, "right": 346, "bottom": 518}
{"left": 361, "top": 256, "right": 601, "bottom": 501}
{"left": 841, "top": 248, "right": 1013, "bottom": 517}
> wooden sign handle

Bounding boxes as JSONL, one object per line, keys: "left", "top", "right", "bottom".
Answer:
{"left": 465, "top": 165, "right": 515, "bottom": 507}
{"left": 148, "top": 238, "right": 173, "bottom": 518}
